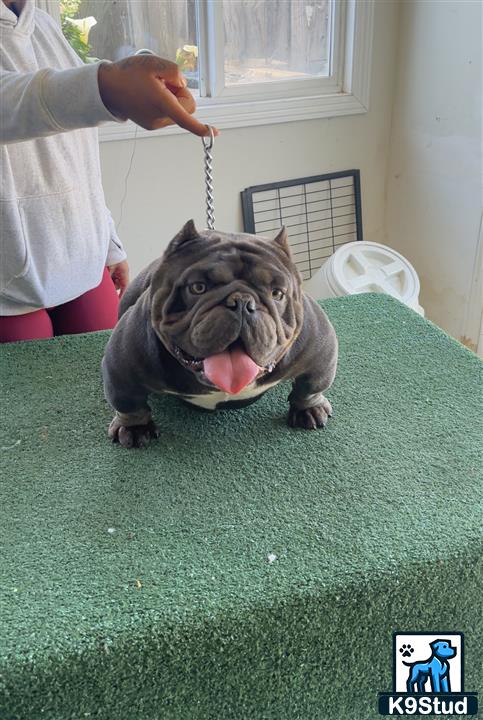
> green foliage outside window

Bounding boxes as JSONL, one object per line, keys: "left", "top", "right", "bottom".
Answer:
{"left": 60, "top": 0, "right": 93, "bottom": 63}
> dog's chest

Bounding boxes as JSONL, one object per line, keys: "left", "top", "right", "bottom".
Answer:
{"left": 168, "top": 379, "right": 281, "bottom": 410}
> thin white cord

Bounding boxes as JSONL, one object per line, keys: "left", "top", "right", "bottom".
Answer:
{"left": 116, "top": 124, "right": 139, "bottom": 231}
{"left": 116, "top": 47, "right": 154, "bottom": 231}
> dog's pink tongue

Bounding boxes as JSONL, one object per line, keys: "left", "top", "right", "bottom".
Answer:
{"left": 203, "top": 346, "right": 261, "bottom": 394}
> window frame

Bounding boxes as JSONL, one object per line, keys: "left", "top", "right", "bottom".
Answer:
{"left": 196, "top": 0, "right": 344, "bottom": 100}
{"left": 48, "top": 0, "right": 374, "bottom": 142}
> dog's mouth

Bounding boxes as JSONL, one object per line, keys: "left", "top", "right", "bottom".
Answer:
{"left": 173, "top": 345, "right": 205, "bottom": 371}
{"left": 173, "top": 340, "right": 276, "bottom": 394}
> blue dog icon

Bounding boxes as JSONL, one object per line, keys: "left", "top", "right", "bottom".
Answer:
{"left": 403, "top": 639, "right": 456, "bottom": 693}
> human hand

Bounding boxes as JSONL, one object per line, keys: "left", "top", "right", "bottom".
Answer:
{"left": 98, "top": 55, "right": 220, "bottom": 138}
{"left": 108, "top": 260, "right": 129, "bottom": 297}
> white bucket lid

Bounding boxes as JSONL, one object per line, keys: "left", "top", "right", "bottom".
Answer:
{"left": 329, "top": 241, "right": 420, "bottom": 307}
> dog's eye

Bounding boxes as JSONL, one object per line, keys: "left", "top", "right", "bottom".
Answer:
{"left": 272, "top": 288, "right": 285, "bottom": 301}
{"left": 189, "top": 282, "right": 207, "bottom": 295}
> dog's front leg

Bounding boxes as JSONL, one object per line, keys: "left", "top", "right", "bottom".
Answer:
{"left": 101, "top": 301, "right": 163, "bottom": 448}
{"left": 431, "top": 673, "right": 441, "bottom": 693}
{"left": 102, "top": 359, "right": 159, "bottom": 449}
{"left": 287, "top": 296, "right": 337, "bottom": 430}
{"left": 418, "top": 676, "right": 428, "bottom": 693}
{"left": 431, "top": 677, "right": 441, "bottom": 693}
{"left": 108, "top": 406, "right": 160, "bottom": 449}
{"left": 288, "top": 373, "right": 334, "bottom": 430}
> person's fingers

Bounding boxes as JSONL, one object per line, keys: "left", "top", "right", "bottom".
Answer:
{"left": 109, "top": 263, "right": 129, "bottom": 296}
{"left": 116, "top": 279, "right": 128, "bottom": 297}
{"left": 148, "top": 113, "right": 220, "bottom": 136}
{"left": 167, "top": 88, "right": 219, "bottom": 135}
{"left": 151, "top": 58, "right": 187, "bottom": 88}
{"left": 121, "top": 55, "right": 187, "bottom": 88}
{"left": 150, "top": 79, "right": 218, "bottom": 137}
{"left": 149, "top": 117, "right": 176, "bottom": 130}
{"left": 166, "top": 84, "right": 196, "bottom": 115}
{"left": 120, "top": 270, "right": 129, "bottom": 289}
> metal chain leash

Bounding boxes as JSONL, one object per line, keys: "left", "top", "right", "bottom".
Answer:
{"left": 202, "top": 126, "right": 215, "bottom": 230}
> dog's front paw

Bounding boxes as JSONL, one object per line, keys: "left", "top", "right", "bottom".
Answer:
{"left": 108, "top": 416, "right": 160, "bottom": 449}
{"left": 288, "top": 397, "right": 332, "bottom": 430}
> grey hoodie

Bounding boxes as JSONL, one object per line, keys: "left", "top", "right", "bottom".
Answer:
{"left": 0, "top": 0, "right": 126, "bottom": 315}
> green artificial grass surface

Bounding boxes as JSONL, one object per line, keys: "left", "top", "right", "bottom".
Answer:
{"left": 0, "top": 294, "right": 481, "bottom": 720}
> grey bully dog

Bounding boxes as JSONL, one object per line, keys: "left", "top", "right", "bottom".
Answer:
{"left": 102, "top": 220, "right": 338, "bottom": 448}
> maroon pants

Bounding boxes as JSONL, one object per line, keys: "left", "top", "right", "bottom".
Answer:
{"left": 0, "top": 269, "right": 119, "bottom": 343}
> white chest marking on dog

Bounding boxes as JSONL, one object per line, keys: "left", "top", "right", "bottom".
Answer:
{"left": 167, "top": 379, "right": 281, "bottom": 410}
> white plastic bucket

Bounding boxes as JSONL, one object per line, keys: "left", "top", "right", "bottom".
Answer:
{"left": 303, "top": 241, "right": 424, "bottom": 316}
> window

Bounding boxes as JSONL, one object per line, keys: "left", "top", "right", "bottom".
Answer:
{"left": 57, "top": 0, "right": 374, "bottom": 140}
{"left": 224, "top": 2, "right": 331, "bottom": 85}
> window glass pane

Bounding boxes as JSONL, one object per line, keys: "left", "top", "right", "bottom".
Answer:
{"left": 224, "top": 0, "right": 331, "bottom": 86}
{"left": 60, "top": 0, "right": 199, "bottom": 89}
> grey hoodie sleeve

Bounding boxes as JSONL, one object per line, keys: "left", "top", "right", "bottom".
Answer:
{"left": 0, "top": 62, "right": 123, "bottom": 144}
{"left": 106, "top": 210, "right": 127, "bottom": 266}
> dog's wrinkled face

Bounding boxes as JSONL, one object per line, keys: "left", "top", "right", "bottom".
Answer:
{"left": 150, "top": 220, "right": 304, "bottom": 394}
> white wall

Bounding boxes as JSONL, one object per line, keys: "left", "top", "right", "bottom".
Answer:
{"left": 386, "top": 0, "right": 482, "bottom": 343}
{"left": 99, "top": 0, "right": 400, "bottom": 279}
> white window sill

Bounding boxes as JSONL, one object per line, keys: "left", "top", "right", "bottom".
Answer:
{"left": 101, "top": 81, "right": 374, "bottom": 142}
{"left": 99, "top": 89, "right": 369, "bottom": 142}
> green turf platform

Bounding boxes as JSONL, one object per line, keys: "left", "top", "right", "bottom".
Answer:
{"left": 0, "top": 294, "right": 481, "bottom": 720}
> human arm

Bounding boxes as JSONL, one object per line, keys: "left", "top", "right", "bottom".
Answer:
{"left": 0, "top": 63, "right": 121, "bottom": 144}
{"left": 0, "top": 57, "right": 217, "bottom": 144}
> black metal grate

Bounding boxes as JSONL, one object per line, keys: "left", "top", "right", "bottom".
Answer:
{"left": 241, "top": 170, "right": 363, "bottom": 281}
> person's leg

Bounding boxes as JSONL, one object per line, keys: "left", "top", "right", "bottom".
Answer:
{"left": 0, "top": 309, "right": 54, "bottom": 343}
{"left": 50, "top": 268, "right": 119, "bottom": 336}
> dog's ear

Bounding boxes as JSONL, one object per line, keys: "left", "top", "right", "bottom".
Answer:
{"left": 165, "top": 220, "right": 200, "bottom": 256}
{"left": 271, "top": 226, "right": 301, "bottom": 288}
{"left": 272, "top": 226, "right": 291, "bottom": 258}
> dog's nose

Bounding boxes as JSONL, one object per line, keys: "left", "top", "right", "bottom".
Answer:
{"left": 225, "top": 292, "right": 256, "bottom": 314}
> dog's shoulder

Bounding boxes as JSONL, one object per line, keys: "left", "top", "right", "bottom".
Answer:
{"left": 277, "top": 293, "right": 338, "bottom": 379}
{"left": 118, "top": 257, "right": 160, "bottom": 319}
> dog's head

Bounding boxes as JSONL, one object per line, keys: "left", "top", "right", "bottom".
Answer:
{"left": 150, "top": 220, "right": 304, "bottom": 394}
{"left": 430, "top": 640, "right": 457, "bottom": 660}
